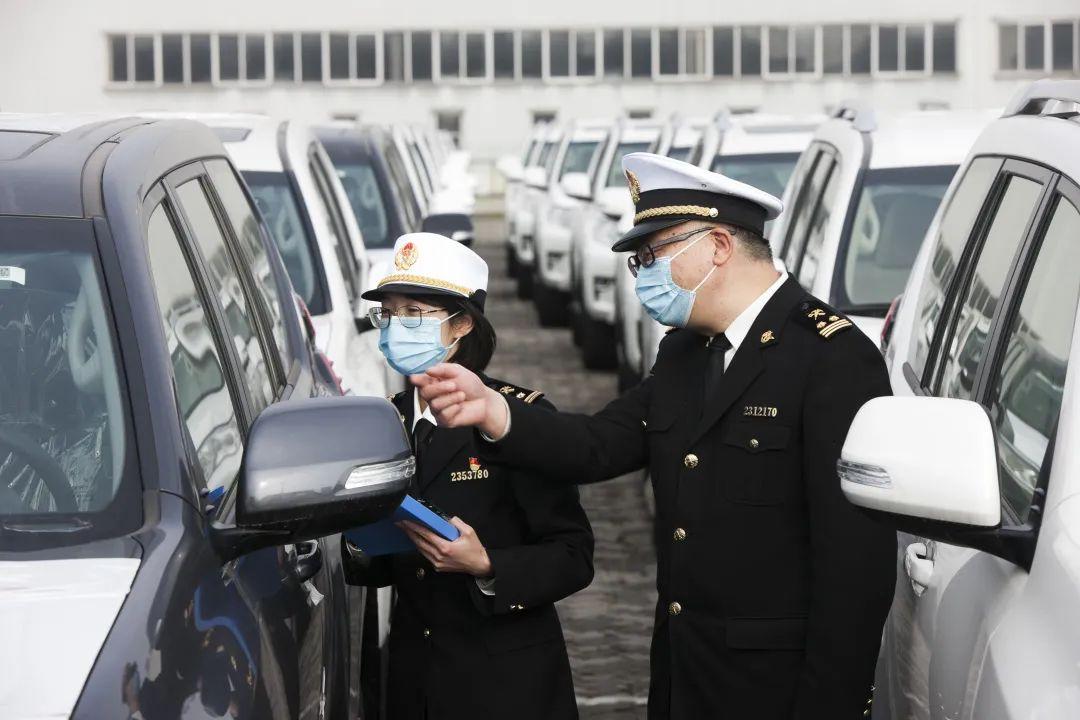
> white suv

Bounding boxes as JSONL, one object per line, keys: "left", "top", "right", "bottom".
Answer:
{"left": 837, "top": 80, "right": 1080, "bottom": 720}
{"left": 531, "top": 120, "right": 610, "bottom": 326}
{"left": 511, "top": 123, "right": 564, "bottom": 299}
{"left": 498, "top": 126, "right": 545, "bottom": 277}
{"left": 570, "top": 119, "right": 661, "bottom": 369}
{"left": 639, "top": 113, "right": 819, "bottom": 375}
{"left": 771, "top": 105, "right": 996, "bottom": 344}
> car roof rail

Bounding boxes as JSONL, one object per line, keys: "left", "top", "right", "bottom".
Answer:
{"left": 831, "top": 100, "right": 877, "bottom": 133}
{"left": 1003, "top": 79, "right": 1080, "bottom": 117}
{"left": 712, "top": 109, "right": 734, "bottom": 132}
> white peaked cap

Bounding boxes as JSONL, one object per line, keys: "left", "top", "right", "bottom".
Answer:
{"left": 362, "top": 232, "right": 490, "bottom": 310}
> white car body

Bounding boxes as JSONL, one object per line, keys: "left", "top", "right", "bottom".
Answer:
{"left": 512, "top": 123, "right": 565, "bottom": 271}
{"left": 853, "top": 81, "right": 1080, "bottom": 720}
{"left": 200, "top": 114, "right": 389, "bottom": 399}
{"left": 770, "top": 107, "right": 997, "bottom": 345}
{"left": 534, "top": 120, "right": 610, "bottom": 294}
{"left": 502, "top": 125, "right": 545, "bottom": 255}
{"left": 639, "top": 114, "right": 819, "bottom": 377}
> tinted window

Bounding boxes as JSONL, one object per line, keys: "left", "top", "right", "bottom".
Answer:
{"left": 908, "top": 157, "right": 1000, "bottom": 380}
{"left": 782, "top": 150, "right": 835, "bottom": 277}
{"left": 937, "top": 175, "right": 1044, "bottom": 400}
{"left": 146, "top": 204, "right": 243, "bottom": 495}
{"left": 796, "top": 160, "right": 841, "bottom": 290}
{"left": 666, "top": 146, "right": 692, "bottom": 162}
{"left": 559, "top": 141, "right": 600, "bottom": 180}
{"left": 336, "top": 161, "right": 391, "bottom": 249}
{"left": 383, "top": 143, "right": 424, "bottom": 228}
{"left": 606, "top": 141, "right": 653, "bottom": 187}
{"left": 836, "top": 165, "right": 956, "bottom": 309}
{"left": 206, "top": 159, "right": 288, "bottom": 368}
{"left": 712, "top": 152, "right": 799, "bottom": 201}
{"left": 175, "top": 179, "right": 274, "bottom": 413}
{"left": 989, "top": 193, "right": 1080, "bottom": 524}
{"left": 308, "top": 154, "right": 361, "bottom": 304}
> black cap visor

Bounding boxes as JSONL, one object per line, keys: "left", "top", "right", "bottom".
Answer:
{"left": 361, "top": 284, "right": 486, "bottom": 312}
{"left": 611, "top": 217, "right": 687, "bottom": 253}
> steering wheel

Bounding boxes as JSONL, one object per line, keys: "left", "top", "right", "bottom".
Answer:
{"left": 68, "top": 287, "right": 105, "bottom": 394}
{"left": 0, "top": 424, "right": 78, "bottom": 513}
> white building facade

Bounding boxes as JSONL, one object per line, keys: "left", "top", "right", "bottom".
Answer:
{"left": 2, "top": 0, "right": 1079, "bottom": 166}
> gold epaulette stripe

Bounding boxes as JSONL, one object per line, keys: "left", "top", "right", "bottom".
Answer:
{"left": 820, "top": 319, "right": 853, "bottom": 338}
{"left": 377, "top": 273, "right": 473, "bottom": 296}
{"left": 523, "top": 390, "right": 544, "bottom": 404}
{"left": 634, "top": 204, "right": 719, "bottom": 225}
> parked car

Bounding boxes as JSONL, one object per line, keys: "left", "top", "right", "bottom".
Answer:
{"left": 532, "top": 120, "right": 610, "bottom": 326}
{"left": 638, "top": 113, "right": 818, "bottom": 375}
{"left": 836, "top": 80, "right": 1080, "bottom": 720}
{"left": 0, "top": 113, "right": 412, "bottom": 720}
{"left": 769, "top": 104, "right": 996, "bottom": 343}
{"left": 512, "top": 123, "right": 564, "bottom": 299}
{"left": 569, "top": 118, "right": 662, "bottom": 369}
{"left": 498, "top": 125, "right": 546, "bottom": 278}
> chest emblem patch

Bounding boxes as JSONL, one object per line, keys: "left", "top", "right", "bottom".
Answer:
{"left": 451, "top": 457, "right": 490, "bottom": 482}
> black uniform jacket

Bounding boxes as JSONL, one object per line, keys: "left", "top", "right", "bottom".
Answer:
{"left": 343, "top": 375, "right": 594, "bottom": 720}
{"left": 480, "top": 277, "right": 896, "bottom": 720}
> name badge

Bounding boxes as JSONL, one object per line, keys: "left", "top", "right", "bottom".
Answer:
{"left": 743, "top": 405, "right": 778, "bottom": 418}
{"left": 451, "top": 457, "right": 490, "bottom": 482}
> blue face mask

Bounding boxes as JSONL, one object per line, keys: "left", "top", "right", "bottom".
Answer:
{"left": 378, "top": 312, "right": 461, "bottom": 376}
{"left": 634, "top": 232, "right": 716, "bottom": 328}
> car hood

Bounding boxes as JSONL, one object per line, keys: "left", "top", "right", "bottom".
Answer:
{"left": 0, "top": 558, "right": 140, "bottom": 719}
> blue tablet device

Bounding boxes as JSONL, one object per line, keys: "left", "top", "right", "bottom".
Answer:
{"left": 344, "top": 495, "right": 461, "bottom": 556}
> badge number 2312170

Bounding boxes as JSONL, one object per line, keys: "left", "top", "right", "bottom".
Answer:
{"left": 743, "top": 405, "right": 778, "bottom": 418}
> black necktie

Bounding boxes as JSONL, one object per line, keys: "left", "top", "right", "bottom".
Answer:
{"left": 412, "top": 418, "right": 436, "bottom": 486}
{"left": 703, "top": 333, "right": 732, "bottom": 402}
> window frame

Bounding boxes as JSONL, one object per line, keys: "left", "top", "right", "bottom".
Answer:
{"left": 107, "top": 32, "right": 162, "bottom": 88}
{"left": 762, "top": 24, "right": 821, "bottom": 80}
{"left": 322, "top": 30, "right": 384, "bottom": 86}
{"left": 653, "top": 27, "right": 711, "bottom": 81}
{"left": 211, "top": 31, "right": 272, "bottom": 87}
{"left": 435, "top": 29, "right": 492, "bottom": 84}
{"left": 997, "top": 18, "right": 1080, "bottom": 75}
{"left": 872, "top": 22, "right": 932, "bottom": 78}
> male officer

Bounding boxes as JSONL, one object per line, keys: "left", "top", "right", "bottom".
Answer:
{"left": 413, "top": 152, "right": 896, "bottom": 719}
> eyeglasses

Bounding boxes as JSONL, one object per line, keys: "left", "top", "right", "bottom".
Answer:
{"left": 369, "top": 305, "right": 448, "bottom": 329}
{"left": 626, "top": 227, "right": 714, "bottom": 277}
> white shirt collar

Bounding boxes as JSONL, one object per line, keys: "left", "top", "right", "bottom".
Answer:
{"left": 411, "top": 386, "right": 438, "bottom": 432}
{"left": 721, "top": 272, "right": 788, "bottom": 356}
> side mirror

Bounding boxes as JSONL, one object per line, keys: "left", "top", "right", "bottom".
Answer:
{"left": 560, "top": 172, "right": 592, "bottom": 201}
{"left": 598, "top": 187, "right": 629, "bottom": 220}
{"left": 213, "top": 397, "right": 413, "bottom": 560}
{"left": 497, "top": 155, "right": 524, "bottom": 182}
{"left": 524, "top": 166, "right": 548, "bottom": 189}
{"left": 421, "top": 213, "right": 475, "bottom": 246}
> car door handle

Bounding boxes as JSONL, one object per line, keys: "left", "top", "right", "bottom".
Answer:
{"left": 292, "top": 540, "right": 323, "bottom": 584}
{"left": 904, "top": 542, "right": 934, "bottom": 597}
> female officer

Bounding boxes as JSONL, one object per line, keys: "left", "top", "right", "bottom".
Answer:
{"left": 343, "top": 232, "right": 594, "bottom": 720}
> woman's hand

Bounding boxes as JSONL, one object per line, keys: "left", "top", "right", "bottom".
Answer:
{"left": 398, "top": 517, "right": 493, "bottom": 577}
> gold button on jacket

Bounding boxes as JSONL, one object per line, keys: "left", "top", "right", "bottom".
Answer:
{"left": 683, "top": 453, "right": 699, "bottom": 468}
{"left": 668, "top": 601, "right": 682, "bottom": 616}
{"left": 673, "top": 528, "right": 687, "bottom": 541}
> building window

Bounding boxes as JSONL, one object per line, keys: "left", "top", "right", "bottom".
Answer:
{"left": 109, "top": 34, "right": 128, "bottom": 82}
{"left": 532, "top": 110, "right": 557, "bottom": 125}
{"left": 329, "top": 33, "right": 350, "bottom": 80}
{"left": 576, "top": 30, "right": 597, "bottom": 77}
{"left": 246, "top": 34, "right": 266, "bottom": 81}
{"left": 904, "top": 24, "right": 926, "bottom": 72}
{"left": 436, "top": 110, "right": 462, "bottom": 147}
{"left": 603, "top": 29, "right": 624, "bottom": 77}
{"left": 1024, "top": 24, "right": 1045, "bottom": 71}
{"left": 999, "top": 21, "right": 1079, "bottom": 74}
{"left": 658, "top": 28, "right": 707, "bottom": 78}
{"left": 822, "top": 25, "right": 843, "bottom": 74}
{"left": 465, "top": 32, "right": 486, "bottom": 79}
{"left": 273, "top": 33, "right": 295, "bottom": 82}
{"left": 658, "top": 28, "right": 679, "bottom": 75}
{"left": 850, "top": 24, "right": 871, "bottom": 74}
{"left": 548, "top": 30, "right": 571, "bottom": 77}
{"left": 357, "top": 33, "right": 378, "bottom": 80}
{"left": 438, "top": 31, "right": 460, "bottom": 78}
{"left": 133, "top": 34, "right": 155, "bottom": 83}
{"left": 493, "top": 30, "right": 515, "bottom": 79}
{"left": 412, "top": 31, "right": 433, "bottom": 81}
{"left": 300, "top": 33, "right": 321, "bottom": 81}
{"left": 932, "top": 23, "right": 957, "bottom": 73}
{"left": 765, "top": 25, "right": 816, "bottom": 76}
{"left": 878, "top": 25, "right": 900, "bottom": 72}
{"left": 162, "top": 34, "right": 184, "bottom": 83}
{"left": 629, "top": 29, "right": 651, "bottom": 77}
{"left": 713, "top": 26, "right": 734, "bottom": 76}
{"left": 1051, "top": 21, "right": 1076, "bottom": 72}
{"left": 385, "top": 31, "right": 406, "bottom": 82}
{"left": 215, "top": 33, "right": 268, "bottom": 84}
{"left": 522, "top": 30, "right": 542, "bottom": 78}
{"left": 218, "top": 34, "right": 240, "bottom": 81}
{"left": 740, "top": 26, "right": 762, "bottom": 76}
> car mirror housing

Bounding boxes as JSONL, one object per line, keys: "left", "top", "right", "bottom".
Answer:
{"left": 524, "top": 166, "right": 548, "bottom": 189}
{"left": 598, "top": 187, "right": 629, "bottom": 220}
{"left": 560, "top": 172, "right": 592, "bottom": 201}
{"left": 421, "top": 213, "right": 475, "bottom": 246}
{"left": 496, "top": 154, "right": 524, "bottom": 182}
{"left": 215, "top": 397, "right": 412, "bottom": 560}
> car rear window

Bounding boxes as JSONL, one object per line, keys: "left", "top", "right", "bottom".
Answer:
{"left": 606, "top": 142, "right": 653, "bottom": 187}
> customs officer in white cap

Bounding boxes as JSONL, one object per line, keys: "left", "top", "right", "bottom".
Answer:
{"left": 413, "top": 156, "right": 897, "bottom": 719}
{"left": 342, "top": 233, "right": 594, "bottom": 720}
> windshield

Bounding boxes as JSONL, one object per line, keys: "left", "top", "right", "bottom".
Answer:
{"left": 0, "top": 216, "right": 138, "bottom": 548}
{"left": 242, "top": 171, "right": 329, "bottom": 315}
{"left": 333, "top": 162, "right": 395, "bottom": 249}
{"left": 558, "top": 141, "right": 601, "bottom": 180}
{"left": 667, "top": 145, "right": 692, "bottom": 162}
{"left": 837, "top": 165, "right": 957, "bottom": 310}
{"left": 712, "top": 153, "right": 800, "bottom": 200}
{"left": 606, "top": 141, "right": 653, "bottom": 187}
{"left": 536, "top": 141, "right": 557, "bottom": 172}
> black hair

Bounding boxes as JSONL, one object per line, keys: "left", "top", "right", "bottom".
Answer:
{"left": 723, "top": 223, "right": 773, "bottom": 263}
{"left": 412, "top": 293, "right": 496, "bottom": 373}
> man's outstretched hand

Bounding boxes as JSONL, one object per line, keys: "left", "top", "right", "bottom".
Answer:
{"left": 411, "top": 363, "right": 509, "bottom": 440}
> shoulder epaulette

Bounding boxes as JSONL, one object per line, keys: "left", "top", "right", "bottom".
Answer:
{"left": 489, "top": 380, "right": 545, "bottom": 405}
{"left": 793, "top": 300, "right": 854, "bottom": 341}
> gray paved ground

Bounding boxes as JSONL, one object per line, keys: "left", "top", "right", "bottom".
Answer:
{"left": 477, "top": 215, "right": 657, "bottom": 719}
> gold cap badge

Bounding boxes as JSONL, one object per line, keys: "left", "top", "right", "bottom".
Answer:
{"left": 626, "top": 169, "right": 641, "bottom": 204}
{"left": 760, "top": 330, "right": 775, "bottom": 344}
{"left": 394, "top": 241, "right": 419, "bottom": 270}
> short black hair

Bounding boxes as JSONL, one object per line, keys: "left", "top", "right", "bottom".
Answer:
{"left": 725, "top": 223, "right": 773, "bottom": 263}
{"left": 412, "top": 293, "right": 496, "bottom": 373}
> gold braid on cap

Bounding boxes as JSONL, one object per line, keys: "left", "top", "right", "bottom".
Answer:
{"left": 634, "top": 204, "right": 719, "bottom": 225}
{"left": 377, "top": 273, "right": 473, "bottom": 296}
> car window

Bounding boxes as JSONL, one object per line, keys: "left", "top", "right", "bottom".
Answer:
{"left": 559, "top": 141, "right": 601, "bottom": 180}
{"left": 146, "top": 203, "right": 243, "bottom": 496}
{"left": 936, "top": 175, "right": 1044, "bottom": 400}
{"left": 243, "top": 170, "right": 328, "bottom": 316}
{"left": 335, "top": 161, "right": 392, "bottom": 249}
{"left": 521, "top": 140, "right": 536, "bottom": 164}
{"left": 606, "top": 141, "right": 653, "bottom": 187}
{"left": 712, "top": 153, "right": 800, "bottom": 201}
{"left": 406, "top": 139, "right": 434, "bottom": 197}
{"left": 175, "top": 178, "right": 275, "bottom": 414}
{"left": 205, "top": 159, "right": 289, "bottom": 372}
{"left": 836, "top": 165, "right": 957, "bottom": 311}
{"left": 908, "top": 157, "right": 1001, "bottom": 383}
{"left": 308, "top": 152, "right": 361, "bottom": 304}
{"left": 782, "top": 150, "right": 836, "bottom": 282}
{"left": 988, "top": 191, "right": 1080, "bottom": 525}
{"left": 667, "top": 145, "right": 692, "bottom": 162}
{"left": 0, "top": 217, "right": 129, "bottom": 519}
{"left": 384, "top": 142, "right": 425, "bottom": 225}
{"left": 796, "top": 158, "right": 841, "bottom": 290}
